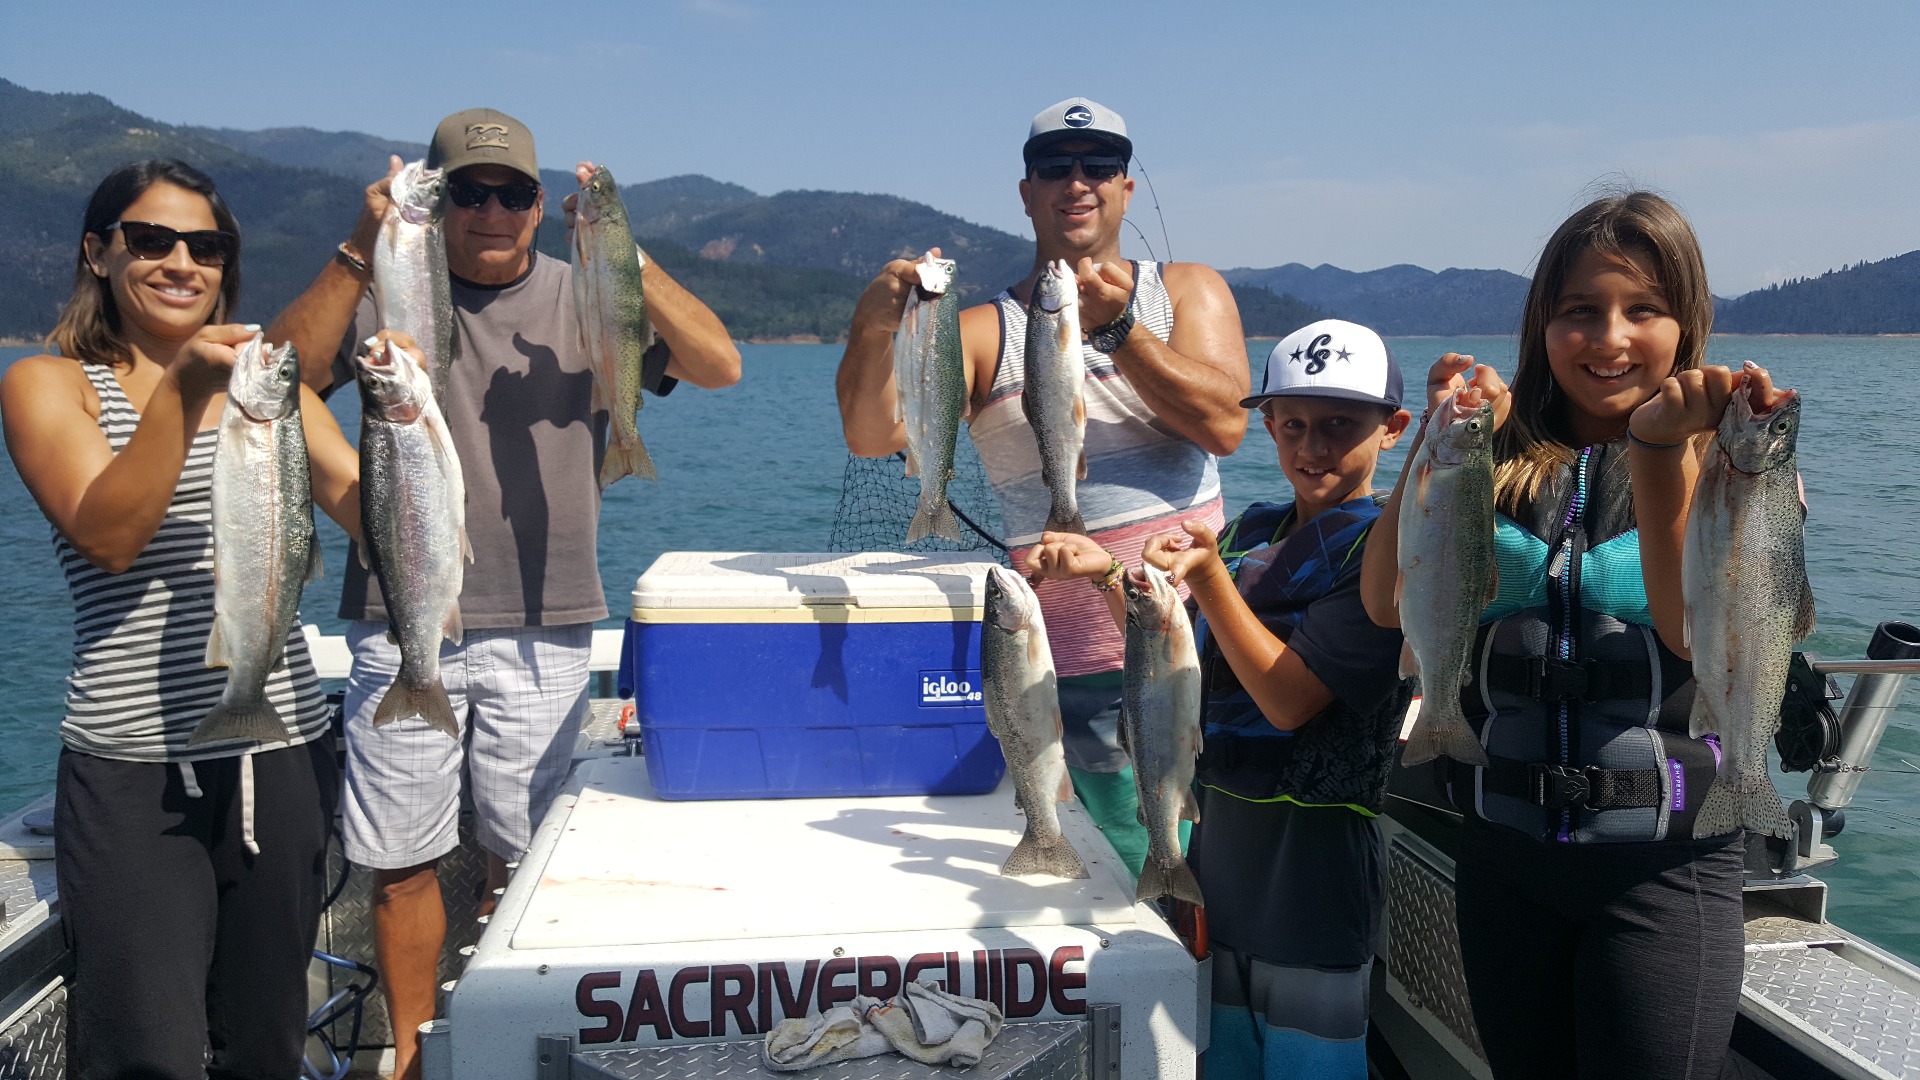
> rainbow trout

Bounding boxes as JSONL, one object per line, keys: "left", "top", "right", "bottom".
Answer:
{"left": 894, "top": 254, "right": 964, "bottom": 544}
{"left": 1122, "top": 565, "right": 1204, "bottom": 905}
{"left": 1023, "top": 259, "right": 1086, "bottom": 534}
{"left": 572, "top": 165, "right": 656, "bottom": 489}
{"left": 1685, "top": 374, "right": 1809, "bottom": 840}
{"left": 1396, "top": 390, "right": 1497, "bottom": 767}
{"left": 357, "top": 338, "right": 469, "bottom": 737}
{"left": 982, "top": 566, "right": 1087, "bottom": 878}
{"left": 373, "top": 160, "right": 456, "bottom": 408}
{"left": 192, "top": 334, "right": 315, "bottom": 746}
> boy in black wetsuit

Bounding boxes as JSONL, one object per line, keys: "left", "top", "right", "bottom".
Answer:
{"left": 1144, "top": 319, "right": 1413, "bottom": 1079}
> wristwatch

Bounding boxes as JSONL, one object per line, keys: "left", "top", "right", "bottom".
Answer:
{"left": 1087, "top": 309, "right": 1135, "bottom": 354}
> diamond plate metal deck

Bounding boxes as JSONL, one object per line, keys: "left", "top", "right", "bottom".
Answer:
{"left": 1745, "top": 945, "right": 1920, "bottom": 1078}
{"left": 0, "top": 980, "right": 65, "bottom": 1080}
{"left": 1384, "top": 839, "right": 1485, "bottom": 1061}
{"left": 571, "top": 1021, "right": 1086, "bottom": 1080}
{"left": 1745, "top": 916, "right": 1850, "bottom": 951}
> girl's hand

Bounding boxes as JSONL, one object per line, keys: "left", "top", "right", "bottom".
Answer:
{"left": 1022, "top": 531, "right": 1116, "bottom": 583}
{"left": 1629, "top": 363, "right": 1784, "bottom": 446}
{"left": 171, "top": 323, "right": 258, "bottom": 398}
{"left": 1143, "top": 519, "right": 1227, "bottom": 588}
{"left": 1425, "top": 353, "right": 1511, "bottom": 430}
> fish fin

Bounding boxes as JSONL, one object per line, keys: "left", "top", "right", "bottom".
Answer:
{"left": 372, "top": 676, "right": 461, "bottom": 738}
{"left": 1075, "top": 448, "right": 1088, "bottom": 482}
{"left": 1180, "top": 787, "right": 1201, "bottom": 823}
{"left": 905, "top": 499, "right": 962, "bottom": 545}
{"left": 1136, "top": 856, "right": 1204, "bottom": 906}
{"left": 598, "top": 438, "right": 659, "bottom": 489}
{"left": 1794, "top": 579, "right": 1816, "bottom": 643}
{"left": 1046, "top": 508, "right": 1086, "bottom": 535}
{"left": 903, "top": 442, "right": 918, "bottom": 479}
{"left": 1001, "top": 834, "right": 1089, "bottom": 879}
{"left": 1398, "top": 640, "right": 1419, "bottom": 680}
{"left": 1694, "top": 777, "right": 1793, "bottom": 841}
{"left": 205, "top": 620, "right": 229, "bottom": 668}
{"left": 1483, "top": 559, "right": 1500, "bottom": 607}
{"left": 1115, "top": 713, "right": 1133, "bottom": 758}
{"left": 188, "top": 699, "right": 294, "bottom": 747}
{"left": 1688, "top": 698, "right": 1716, "bottom": 740}
{"left": 459, "top": 529, "right": 474, "bottom": 563}
{"left": 1073, "top": 392, "right": 1086, "bottom": 435}
{"left": 1056, "top": 772, "right": 1075, "bottom": 802}
{"left": 1393, "top": 570, "right": 1405, "bottom": 608}
{"left": 1401, "top": 710, "right": 1487, "bottom": 767}
{"left": 305, "top": 548, "right": 325, "bottom": 585}
{"left": 357, "top": 541, "right": 371, "bottom": 571}
{"left": 1412, "top": 459, "right": 1433, "bottom": 506}
{"left": 1682, "top": 604, "right": 1693, "bottom": 650}
{"left": 444, "top": 605, "right": 464, "bottom": 646}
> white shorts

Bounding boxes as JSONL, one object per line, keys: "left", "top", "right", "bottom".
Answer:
{"left": 339, "top": 620, "right": 591, "bottom": 869}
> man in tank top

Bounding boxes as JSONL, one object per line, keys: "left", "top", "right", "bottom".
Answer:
{"left": 836, "top": 98, "right": 1249, "bottom": 873}
{"left": 269, "top": 108, "right": 741, "bottom": 1080}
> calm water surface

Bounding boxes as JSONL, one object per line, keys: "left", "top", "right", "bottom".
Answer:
{"left": 3, "top": 336, "right": 1917, "bottom": 958}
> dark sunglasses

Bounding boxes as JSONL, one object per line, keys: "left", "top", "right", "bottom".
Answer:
{"left": 447, "top": 178, "right": 540, "bottom": 212}
{"left": 101, "top": 221, "right": 238, "bottom": 267}
{"left": 1029, "top": 153, "right": 1126, "bottom": 182}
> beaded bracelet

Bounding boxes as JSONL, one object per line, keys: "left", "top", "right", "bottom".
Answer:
{"left": 1627, "top": 430, "right": 1687, "bottom": 451}
{"left": 335, "top": 242, "right": 371, "bottom": 275}
{"left": 1092, "top": 555, "right": 1126, "bottom": 593}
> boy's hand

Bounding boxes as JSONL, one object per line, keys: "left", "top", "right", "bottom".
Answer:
{"left": 1426, "top": 353, "right": 1511, "bottom": 430}
{"left": 1631, "top": 362, "right": 1786, "bottom": 447}
{"left": 1022, "top": 531, "right": 1115, "bottom": 584}
{"left": 1143, "top": 520, "right": 1227, "bottom": 588}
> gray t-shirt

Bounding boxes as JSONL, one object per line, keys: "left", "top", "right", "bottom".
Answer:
{"left": 327, "top": 251, "right": 674, "bottom": 629}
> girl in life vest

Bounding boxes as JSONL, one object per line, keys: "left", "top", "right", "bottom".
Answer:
{"left": 1359, "top": 191, "right": 1793, "bottom": 1079}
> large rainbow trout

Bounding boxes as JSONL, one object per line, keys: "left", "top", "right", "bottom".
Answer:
{"left": 982, "top": 566, "right": 1087, "bottom": 878}
{"left": 894, "top": 254, "right": 964, "bottom": 543}
{"left": 193, "top": 334, "right": 315, "bottom": 746}
{"left": 1685, "top": 373, "right": 1809, "bottom": 839}
{"left": 373, "top": 160, "right": 456, "bottom": 409}
{"left": 1122, "top": 565, "right": 1204, "bottom": 905}
{"left": 572, "top": 165, "right": 656, "bottom": 489}
{"left": 1397, "top": 389, "right": 1496, "bottom": 767}
{"left": 1023, "top": 259, "right": 1086, "bottom": 535}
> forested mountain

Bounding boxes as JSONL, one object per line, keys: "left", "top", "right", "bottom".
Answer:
{"left": 1222, "top": 263, "right": 1531, "bottom": 336}
{"left": 1714, "top": 252, "right": 1920, "bottom": 334}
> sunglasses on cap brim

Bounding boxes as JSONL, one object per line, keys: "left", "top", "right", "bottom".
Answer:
{"left": 1028, "top": 153, "right": 1127, "bottom": 182}
{"left": 446, "top": 178, "right": 541, "bottom": 212}
{"left": 100, "top": 221, "right": 238, "bottom": 268}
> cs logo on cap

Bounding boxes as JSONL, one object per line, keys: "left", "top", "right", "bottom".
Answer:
{"left": 465, "top": 124, "right": 510, "bottom": 150}
{"left": 1063, "top": 104, "right": 1094, "bottom": 128}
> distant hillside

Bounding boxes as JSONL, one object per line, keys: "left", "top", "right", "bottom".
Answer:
{"left": 1715, "top": 251, "right": 1920, "bottom": 334}
{"left": 1223, "top": 263, "right": 1531, "bottom": 336}
{"left": 1229, "top": 287, "right": 1331, "bottom": 337}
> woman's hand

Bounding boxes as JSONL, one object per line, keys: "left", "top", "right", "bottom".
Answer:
{"left": 170, "top": 323, "right": 258, "bottom": 399}
{"left": 1629, "top": 362, "right": 1784, "bottom": 446}
{"left": 1142, "top": 519, "right": 1227, "bottom": 589}
{"left": 1022, "top": 530, "right": 1116, "bottom": 583}
{"left": 1425, "top": 353, "right": 1511, "bottom": 430}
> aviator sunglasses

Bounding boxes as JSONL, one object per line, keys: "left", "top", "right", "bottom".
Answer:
{"left": 446, "top": 177, "right": 541, "bottom": 212}
{"left": 1029, "top": 153, "right": 1126, "bottom": 182}
{"left": 100, "top": 221, "right": 238, "bottom": 268}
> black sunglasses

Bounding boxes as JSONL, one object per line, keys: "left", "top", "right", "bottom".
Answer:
{"left": 101, "top": 221, "right": 238, "bottom": 268}
{"left": 446, "top": 178, "right": 541, "bottom": 212}
{"left": 1029, "top": 153, "right": 1126, "bottom": 182}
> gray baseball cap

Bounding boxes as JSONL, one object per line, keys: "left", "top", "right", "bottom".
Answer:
{"left": 427, "top": 108, "right": 539, "bottom": 182}
{"left": 1024, "top": 98, "right": 1132, "bottom": 167}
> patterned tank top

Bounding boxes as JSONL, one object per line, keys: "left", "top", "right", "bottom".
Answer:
{"left": 56, "top": 363, "right": 328, "bottom": 761}
{"left": 975, "top": 261, "right": 1225, "bottom": 677}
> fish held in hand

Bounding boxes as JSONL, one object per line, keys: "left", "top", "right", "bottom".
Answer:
{"left": 1396, "top": 389, "right": 1497, "bottom": 766}
{"left": 356, "top": 337, "right": 470, "bottom": 738}
{"left": 982, "top": 566, "right": 1087, "bottom": 878}
{"left": 1023, "top": 259, "right": 1087, "bottom": 535}
{"left": 1684, "top": 377, "right": 1809, "bottom": 840}
{"left": 193, "top": 334, "right": 315, "bottom": 746}
{"left": 373, "top": 160, "right": 456, "bottom": 408}
{"left": 894, "top": 254, "right": 964, "bottom": 544}
{"left": 1122, "top": 565, "right": 1204, "bottom": 905}
{"left": 571, "top": 164, "right": 656, "bottom": 489}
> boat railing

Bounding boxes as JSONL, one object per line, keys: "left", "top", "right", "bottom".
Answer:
{"left": 300, "top": 625, "right": 629, "bottom": 698}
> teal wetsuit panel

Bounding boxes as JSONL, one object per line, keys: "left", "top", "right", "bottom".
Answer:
{"left": 1580, "top": 529, "right": 1653, "bottom": 625}
{"left": 1480, "top": 516, "right": 1549, "bottom": 623}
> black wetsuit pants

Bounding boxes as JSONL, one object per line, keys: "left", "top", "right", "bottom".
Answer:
{"left": 1454, "top": 816, "right": 1746, "bottom": 1080}
{"left": 55, "top": 740, "right": 338, "bottom": 1080}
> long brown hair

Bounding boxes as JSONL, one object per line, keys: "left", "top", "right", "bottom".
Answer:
{"left": 47, "top": 159, "right": 243, "bottom": 369}
{"left": 1495, "top": 191, "right": 1712, "bottom": 511}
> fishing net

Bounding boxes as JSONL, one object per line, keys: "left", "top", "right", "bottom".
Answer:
{"left": 828, "top": 428, "right": 1012, "bottom": 567}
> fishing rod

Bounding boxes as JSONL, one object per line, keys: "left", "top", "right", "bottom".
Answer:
{"left": 1128, "top": 154, "right": 1173, "bottom": 264}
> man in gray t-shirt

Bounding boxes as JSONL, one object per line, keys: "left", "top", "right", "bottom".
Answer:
{"left": 271, "top": 107, "right": 740, "bottom": 1080}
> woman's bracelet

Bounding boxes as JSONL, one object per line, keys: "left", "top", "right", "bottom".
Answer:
{"left": 1627, "top": 429, "right": 1687, "bottom": 451}
{"left": 1091, "top": 554, "right": 1125, "bottom": 593}
{"left": 335, "top": 241, "right": 371, "bottom": 275}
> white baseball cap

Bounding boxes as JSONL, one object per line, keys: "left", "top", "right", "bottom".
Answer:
{"left": 1242, "top": 319, "right": 1404, "bottom": 410}
{"left": 1024, "top": 98, "right": 1132, "bottom": 166}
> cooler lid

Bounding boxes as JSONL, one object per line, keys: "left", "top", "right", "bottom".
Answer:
{"left": 631, "top": 552, "right": 999, "bottom": 612}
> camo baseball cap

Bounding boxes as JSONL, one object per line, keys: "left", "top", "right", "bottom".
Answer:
{"left": 427, "top": 108, "right": 539, "bottom": 182}
{"left": 1023, "top": 98, "right": 1132, "bottom": 167}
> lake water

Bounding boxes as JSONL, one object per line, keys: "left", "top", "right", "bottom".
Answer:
{"left": 3, "top": 335, "right": 1917, "bottom": 961}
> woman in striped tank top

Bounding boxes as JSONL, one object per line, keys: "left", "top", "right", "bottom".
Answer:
{"left": 1, "top": 160, "right": 363, "bottom": 1079}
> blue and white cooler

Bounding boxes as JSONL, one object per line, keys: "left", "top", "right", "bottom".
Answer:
{"left": 619, "top": 552, "right": 1008, "bottom": 800}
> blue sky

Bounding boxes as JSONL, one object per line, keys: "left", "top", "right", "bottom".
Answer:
{"left": 6, "top": 0, "right": 1917, "bottom": 295}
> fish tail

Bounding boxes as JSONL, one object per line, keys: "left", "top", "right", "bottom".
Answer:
{"left": 188, "top": 699, "right": 295, "bottom": 746}
{"left": 1401, "top": 710, "right": 1487, "bottom": 767}
{"left": 1045, "top": 504, "right": 1086, "bottom": 536}
{"left": 1002, "top": 832, "right": 1088, "bottom": 879}
{"left": 599, "top": 438, "right": 658, "bottom": 490}
{"left": 1136, "top": 855, "right": 1204, "bottom": 906}
{"left": 372, "top": 676, "right": 462, "bottom": 739}
{"left": 906, "top": 493, "right": 962, "bottom": 544}
{"left": 1695, "top": 778, "right": 1793, "bottom": 840}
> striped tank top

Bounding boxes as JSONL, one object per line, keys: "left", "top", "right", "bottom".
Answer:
{"left": 56, "top": 363, "right": 328, "bottom": 761}
{"left": 975, "top": 260, "right": 1225, "bottom": 677}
